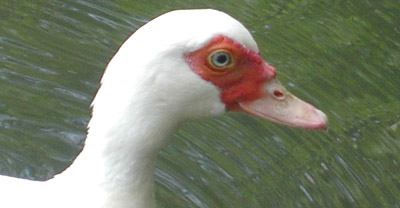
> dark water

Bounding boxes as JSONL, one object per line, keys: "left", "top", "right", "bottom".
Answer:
{"left": 0, "top": 1, "right": 399, "bottom": 207}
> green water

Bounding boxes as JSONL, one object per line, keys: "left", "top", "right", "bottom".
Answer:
{"left": 0, "top": 1, "right": 399, "bottom": 207}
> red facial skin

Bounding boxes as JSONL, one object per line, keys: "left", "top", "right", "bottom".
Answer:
{"left": 185, "top": 35, "right": 277, "bottom": 109}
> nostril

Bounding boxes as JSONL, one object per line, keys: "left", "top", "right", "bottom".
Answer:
{"left": 273, "top": 90, "right": 283, "bottom": 97}
{"left": 273, "top": 90, "right": 285, "bottom": 100}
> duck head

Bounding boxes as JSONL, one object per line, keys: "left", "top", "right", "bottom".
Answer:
{"left": 93, "top": 9, "right": 327, "bottom": 130}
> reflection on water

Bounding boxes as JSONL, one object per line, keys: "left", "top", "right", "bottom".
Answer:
{"left": 0, "top": 1, "right": 399, "bottom": 207}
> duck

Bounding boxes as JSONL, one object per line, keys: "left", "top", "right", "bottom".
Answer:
{"left": 0, "top": 9, "right": 327, "bottom": 208}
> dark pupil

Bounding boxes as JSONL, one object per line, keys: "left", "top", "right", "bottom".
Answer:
{"left": 216, "top": 54, "right": 227, "bottom": 64}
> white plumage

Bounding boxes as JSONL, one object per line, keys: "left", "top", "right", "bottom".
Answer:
{"left": 0, "top": 9, "right": 327, "bottom": 208}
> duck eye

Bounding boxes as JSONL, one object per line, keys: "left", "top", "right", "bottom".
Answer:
{"left": 209, "top": 50, "right": 233, "bottom": 69}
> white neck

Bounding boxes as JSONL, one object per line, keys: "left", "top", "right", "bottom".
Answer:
{"left": 56, "top": 97, "right": 180, "bottom": 208}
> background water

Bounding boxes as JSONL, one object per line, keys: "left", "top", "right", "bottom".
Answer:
{"left": 0, "top": 0, "right": 399, "bottom": 207}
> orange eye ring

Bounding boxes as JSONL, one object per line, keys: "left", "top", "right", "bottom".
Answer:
{"left": 207, "top": 49, "right": 235, "bottom": 70}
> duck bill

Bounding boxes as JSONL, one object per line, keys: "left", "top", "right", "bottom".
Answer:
{"left": 238, "top": 79, "right": 328, "bottom": 129}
